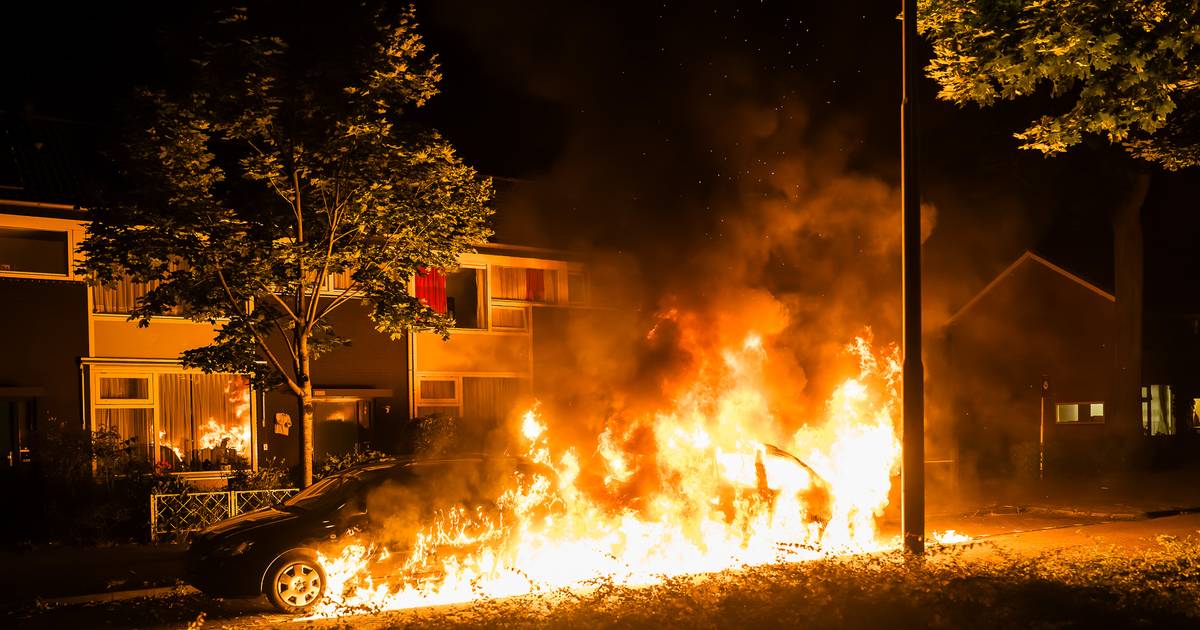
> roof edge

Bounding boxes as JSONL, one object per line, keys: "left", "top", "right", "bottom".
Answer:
{"left": 945, "top": 250, "right": 1115, "bottom": 327}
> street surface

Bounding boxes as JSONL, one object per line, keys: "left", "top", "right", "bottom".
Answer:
{"left": 6, "top": 511, "right": 1199, "bottom": 629}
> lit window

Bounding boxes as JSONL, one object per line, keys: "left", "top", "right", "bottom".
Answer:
{"left": 490, "top": 305, "right": 527, "bottom": 330}
{"left": 93, "top": 370, "right": 252, "bottom": 471}
{"left": 419, "top": 380, "right": 457, "bottom": 400}
{"left": 0, "top": 227, "right": 68, "bottom": 275}
{"left": 491, "top": 266, "right": 559, "bottom": 303}
{"left": 158, "top": 373, "right": 252, "bottom": 471}
{"left": 98, "top": 376, "right": 151, "bottom": 401}
{"left": 95, "top": 408, "right": 154, "bottom": 461}
{"left": 1141, "top": 384, "right": 1176, "bottom": 436}
{"left": 1056, "top": 402, "right": 1104, "bottom": 424}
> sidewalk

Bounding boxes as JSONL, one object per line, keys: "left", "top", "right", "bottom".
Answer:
{"left": 0, "top": 542, "right": 185, "bottom": 607}
{"left": 931, "top": 467, "right": 1200, "bottom": 521}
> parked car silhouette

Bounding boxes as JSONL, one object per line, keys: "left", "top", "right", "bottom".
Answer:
{"left": 186, "top": 455, "right": 547, "bottom": 613}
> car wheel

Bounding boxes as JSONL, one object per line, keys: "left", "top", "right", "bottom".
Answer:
{"left": 265, "top": 551, "right": 326, "bottom": 613}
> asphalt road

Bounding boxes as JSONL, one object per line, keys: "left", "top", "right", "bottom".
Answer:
{"left": 9, "top": 512, "right": 1200, "bottom": 630}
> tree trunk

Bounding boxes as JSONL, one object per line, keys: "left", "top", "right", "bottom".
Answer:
{"left": 297, "top": 339, "right": 315, "bottom": 487}
{"left": 1112, "top": 171, "right": 1151, "bottom": 461}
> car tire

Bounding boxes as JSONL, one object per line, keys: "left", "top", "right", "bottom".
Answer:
{"left": 265, "top": 550, "right": 327, "bottom": 613}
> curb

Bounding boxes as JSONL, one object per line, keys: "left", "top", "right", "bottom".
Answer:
{"left": 958, "top": 503, "right": 1200, "bottom": 522}
{"left": 41, "top": 584, "right": 198, "bottom": 606}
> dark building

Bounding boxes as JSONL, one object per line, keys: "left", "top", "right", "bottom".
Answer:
{"left": 932, "top": 251, "right": 1199, "bottom": 484}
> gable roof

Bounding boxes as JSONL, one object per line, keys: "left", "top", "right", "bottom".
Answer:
{"left": 945, "top": 251, "right": 1115, "bottom": 327}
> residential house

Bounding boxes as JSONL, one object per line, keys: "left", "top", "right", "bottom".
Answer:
{"left": 0, "top": 116, "right": 596, "bottom": 483}
{"left": 931, "top": 251, "right": 1200, "bottom": 482}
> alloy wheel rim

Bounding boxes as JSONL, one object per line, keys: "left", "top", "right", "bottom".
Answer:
{"left": 276, "top": 562, "right": 322, "bottom": 607}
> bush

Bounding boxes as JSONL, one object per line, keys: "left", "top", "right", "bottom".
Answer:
{"left": 317, "top": 444, "right": 388, "bottom": 480}
{"left": 227, "top": 457, "right": 292, "bottom": 490}
{"left": 28, "top": 416, "right": 196, "bottom": 544}
{"left": 412, "top": 412, "right": 459, "bottom": 456}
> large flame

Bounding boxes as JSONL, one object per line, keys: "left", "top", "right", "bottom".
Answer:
{"left": 304, "top": 323, "right": 923, "bottom": 617}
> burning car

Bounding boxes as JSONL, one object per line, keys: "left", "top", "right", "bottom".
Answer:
{"left": 185, "top": 455, "right": 551, "bottom": 613}
{"left": 186, "top": 443, "right": 834, "bottom": 614}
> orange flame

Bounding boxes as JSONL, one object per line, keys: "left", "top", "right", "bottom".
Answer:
{"left": 304, "top": 327, "right": 926, "bottom": 617}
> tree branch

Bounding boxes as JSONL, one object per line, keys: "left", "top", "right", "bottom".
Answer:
{"left": 215, "top": 264, "right": 302, "bottom": 396}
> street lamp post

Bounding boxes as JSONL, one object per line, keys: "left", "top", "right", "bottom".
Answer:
{"left": 901, "top": 0, "right": 925, "bottom": 556}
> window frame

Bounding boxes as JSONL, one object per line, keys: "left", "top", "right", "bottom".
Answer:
{"left": 0, "top": 224, "right": 75, "bottom": 280}
{"left": 89, "top": 365, "right": 257, "bottom": 472}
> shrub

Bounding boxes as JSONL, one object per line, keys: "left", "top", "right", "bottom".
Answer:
{"left": 227, "top": 457, "right": 292, "bottom": 490}
{"left": 317, "top": 444, "right": 388, "bottom": 480}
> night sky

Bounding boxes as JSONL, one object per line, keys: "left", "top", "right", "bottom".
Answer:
{"left": 3, "top": 0, "right": 1198, "bottom": 315}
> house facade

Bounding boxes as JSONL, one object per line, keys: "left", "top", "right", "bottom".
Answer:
{"left": 0, "top": 202, "right": 592, "bottom": 483}
{"left": 931, "top": 251, "right": 1200, "bottom": 481}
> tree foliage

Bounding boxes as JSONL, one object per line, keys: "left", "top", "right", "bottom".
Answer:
{"left": 79, "top": 4, "right": 491, "bottom": 485}
{"left": 79, "top": 4, "right": 493, "bottom": 394}
{"left": 919, "top": 0, "right": 1200, "bottom": 169}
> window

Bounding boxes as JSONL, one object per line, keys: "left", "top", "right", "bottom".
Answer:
{"left": 1141, "top": 385, "right": 1176, "bottom": 436}
{"left": 416, "top": 375, "right": 462, "bottom": 418}
{"left": 0, "top": 227, "right": 68, "bottom": 275}
{"left": 568, "top": 272, "right": 587, "bottom": 304}
{"left": 93, "top": 277, "right": 159, "bottom": 315}
{"left": 414, "top": 268, "right": 484, "bottom": 328}
{"left": 328, "top": 269, "right": 354, "bottom": 291}
{"left": 95, "top": 408, "right": 154, "bottom": 461}
{"left": 158, "top": 373, "right": 252, "bottom": 471}
{"left": 98, "top": 376, "right": 151, "bottom": 401}
{"left": 492, "top": 266, "right": 558, "bottom": 303}
{"left": 490, "top": 305, "right": 527, "bottom": 331}
{"left": 1056, "top": 402, "right": 1104, "bottom": 424}
{"left": 93, "top": 369, "right": 252, "bottom": 471}
{"left": 445, "top": 268, "right": 484, "bottom": 329}
{"left": 415, "top": 268, "right": 447, "bottom": 313}
{"left": 93, "top": 261, "right": 186, "bottom": 315}
{"left": 419, "top": 379, "right": 457, "bottom": 400}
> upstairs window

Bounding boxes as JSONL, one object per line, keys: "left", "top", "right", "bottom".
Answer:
{"left": 0, "top": 227, "right": 68, "bottom": 275}
{"left": 445, "top": 268, "right": 483, "bottom": 329}
{"left": 415, "top": 268, "right": 447, "bottom": 313}
{"left": 415, "top": 268, "right": 484, "bottom": 328}
{"left": 567, "top": 272, "right": 587, "bottom": 304}
{"left": 492, "top": 266, "right": 558, "bottom": 303}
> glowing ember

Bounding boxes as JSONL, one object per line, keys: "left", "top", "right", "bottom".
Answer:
{"left": 305, "top": 326, "right": 911, "bottom": 618}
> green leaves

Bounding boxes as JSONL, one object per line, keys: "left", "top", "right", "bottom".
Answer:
{"left": 79, "top": 4, "right": 493, "bottom": 394}
{"left": 919, "top": 0, "right": 1200, "bottom": 169}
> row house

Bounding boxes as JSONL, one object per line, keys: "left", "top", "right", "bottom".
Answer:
{"left": 930, "top": 251, "right": 1200, "bottom": 481}
{"left": 0, "top": 202, "right": 593, "bottom": 482}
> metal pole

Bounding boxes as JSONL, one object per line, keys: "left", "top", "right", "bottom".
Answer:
{"left": 901, "top": 0, "right": 925, "bottom": 556}
{"left": 1040, "top": 378, "right": 1048, "bottom": 480}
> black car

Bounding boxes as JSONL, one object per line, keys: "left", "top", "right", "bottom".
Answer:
{"left": 186, "top": 455, "right": 547, "bottom": 613}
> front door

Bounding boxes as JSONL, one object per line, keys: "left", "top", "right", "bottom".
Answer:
{"left": 0, "top": 398, "right": 34, "bottom": 472}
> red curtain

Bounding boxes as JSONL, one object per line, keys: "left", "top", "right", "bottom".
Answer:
{"left": 525, "top": 268, "right": 545, "bottom": 302}
{"left": 415, "top": 268, "right": 447, "bottom": 313}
